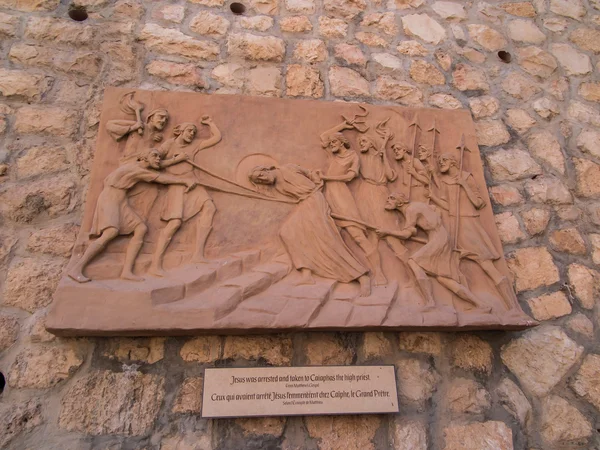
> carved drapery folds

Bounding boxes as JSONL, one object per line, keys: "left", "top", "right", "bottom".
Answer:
{"left": 47, "top": 88, "right": 535, "bottom": 335}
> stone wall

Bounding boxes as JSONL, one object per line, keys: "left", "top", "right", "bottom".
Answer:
{"left": 0, "top": 0, "right": 599, "bottom": 448}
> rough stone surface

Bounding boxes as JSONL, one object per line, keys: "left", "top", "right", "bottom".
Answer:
{"left": 577, "top": 129, "right": 600, "bottom": 158}
{"left": 306, "top": 333, "right": 352, "bottom": 365}
{"left": 495, "top": 212, "right": 526, "bottom": 244}
{"left": 446, "top": 377, "right": 491, "bottom": 414}
{"left": 505, "top": 109, "right": 536, "bottom": 134}
{"left": 227, "top": 33, "right": 285, "bottom": 62}
{"left": 540, "top": 395, "right": 592, "bottom": 446}
{"left": 3, "top": 258, "right": 64, "bottom": 312}
{"left": 497, "top": 378, "right": 532, "bottom": 426}
{"left": 389, "top": 418, "right": 427, "bottom": 450}
{"left": 508, "top": 19, "right": 546, "bottom": 44}
{"left": 146, "top": 60, "right": 205, "bottom": 88}
{"left": 526, "top": 291, "right": 572, "bottom": 320}
{"left": 59, "top": 370, "right": 165, "bottom": 436}
{"left": 14, "top": 106, "right": 78, "bottom": 137}
{"left": 442, "top": 421, "right": 513, "bottom": 450}
{"left": 305, "top": 415, "right": 380, "bottom": 450}
{"left": 0, "top": 400, "right": 43, "bottom": 449}
{"left": 402, "top": 14, "right": 446, "bottom": 44}
{"left": 475, "top": 120, "right": 510, "bottom": 147}
{"left": 409, "top": 60, "right": 444, "bottom": 85}
{"left": 9, "top": 342, "right": 84, "bottom": 388}
{"left": 104, "top": 338, "right": 165, "bottom": 364}
{"left": 396, "top": 358, "right": 440, "bottom": 405}
{"left": 223, "top": 335, "right": 292, "bottom": 365}
{"left": 293, "top": 39, "right": 328, "bottom": 62}
{"left": 566, "top": 313, "right": 594, "bottom": 337}
{"left": 180, "top": 336, "right": 221, "bottom": 362}
{"left": 469, "top": 96, "right": 499, "bottom": 119}
{"left": 453, "top": 64, "right": 489, "bottom": 91}
{"left": 567, "top": 263, "right": 598, "bottom": 309}
{"left": 569, "top": 28, "right": 600, "bottom": 53}
{"left": 172, "top": 377, "right": 203, "bottom": 413}
{"left": 570, "top": 354, "right": 600, "bottom": 411}
{"left": 549, "top": 228, "right": 586, "bottom": 255}
{"left": 139, "top": 23, "right": 219, "bottom": 61}
{"left": 286, "top": 64, "right": 324, "bottom": 97}
{"left": 501, "top": 326, "right": 584, "bottom": 396}
{"left": 574, "top": 158, "right": 600, "bottom": 198}
{"left": 521, "top": 208, "right": 550, "bottom": 235}
{"left": 0, "top": 314, "right": 20, "bottom": 351}
{"left": 551, "top": 43, "right": 592, "bottom": 76}
{"left": 502, "top": 72, "right": 541, "bottom": 100}
{"left": 486, "top": 148, "right": 542, "bottom": 182}
{"left": 329, "top": 66, "right": 370, "bottom": 97}
{"left": 398, "top": 332, "right": 442, "bottom": 355}
{"left": 449, "top": 335, "right": 493, "bottom": 374}
{"left": 524, "top": 176, "right": 572, "bottom": 204}
{"left": 468, "top": 24, "right": 507, "bottom": 51}
{"left": 517, "top": 46, "right": 557, "bottom": 79}
{"left": 0, "top": 68, "right": 52, "bottom": 101}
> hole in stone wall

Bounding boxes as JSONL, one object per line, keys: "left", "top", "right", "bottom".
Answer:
{"left": 498, "top": 50, "right": 512, "bottom": 63}
{"left": 0, "top": 372, "right": 5, "bottom": 395}
{"left": 230, "top": 2, "right": 246, "bottom": 14}
{"left": 68, "top": 5, "right": 88, "bottom": 21}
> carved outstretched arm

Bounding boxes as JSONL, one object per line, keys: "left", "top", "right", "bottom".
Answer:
{"left": 321, "top": 170, "right": 357, "bottom": 182}
{"left": 159, "top": 154, "right": 188, "bottom": 168}
{"left": 194, "top": 120, "right": 222, "bottom": 155}
{"left": 106, "top": 119, "right": 143, "bottom": 141}
{"left": 319, "top": 121, "right": 352, "bottom": 145}
{"left": 380, "top": 135, "right": 397, "bottom": 182}
{"left": 154, "top": 174, "right": 190, "bottom": 186}
{"left": 461, "top": 174, "right": 485, "bottom": 209}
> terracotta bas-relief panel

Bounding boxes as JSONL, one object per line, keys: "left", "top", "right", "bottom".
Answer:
{"left": 47, "top": 88, "right": 535, "bottom": 336}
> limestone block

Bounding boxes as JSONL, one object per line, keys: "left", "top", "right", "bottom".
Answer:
{"left": 286, "top": 64, "right": 323, "bottom": 98}
{"left": 59, "top": 370, "right": 165, "bottom": 436}
{"left": 139, "top": 23, "right": 219, "bottom": 60}
{"left": 443, "top": 421, "right": 513, "bottom": 450}
{"left": 0, "top": 68, "right": 53, "bottom": 101}
{"left": 501, "top": 326, "right": 583, "bottom": 396}
{"left": 526, "top": 291, "right": 572, "bottom": 320}
{"left": 329, "top": 66, "right": 370, "bottom": 97}
{"left": 4, "top": 258, "right": 64, "bottom": 313}
{"left": 227, "top": 33, "right": 285, "bottom": 62}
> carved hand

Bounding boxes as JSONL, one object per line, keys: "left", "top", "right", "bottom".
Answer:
{"left": 174, "top": 153, "right": 189, "bottom": 163}
{"left": 375, "top": 229, "right": 390, "bottom": 238}
{"left": 311, "top": 170, "right": 322, "bottom": 183}
{"left": 131, "top": 121, "right": 144, "bottom": 133}
{"left": 201, "top": 115, "right": 213, "bottom": 125}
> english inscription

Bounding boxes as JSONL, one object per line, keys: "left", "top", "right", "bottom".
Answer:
{"left": 202, "top": 366, "right": 398, "bottom": 418}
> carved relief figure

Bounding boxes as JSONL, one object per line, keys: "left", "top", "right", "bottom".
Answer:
{"left": 149, "top": 117, "right": 222, "bottom": 275}
{"left": 317, "top": 120, "right": 387, "bottom": 286}
{"left": 68, "top": 149, "right": 198, "bottom": 283}
{"left": 377, "top": 193, "right": 491, "bottom": 313}
{"left": 429, "top": 152, "right": 520, "bottom": 313}
{"left": 355, "top": 130, "right": 409, "bottom": 262}
{"left": 249, "top": 164, "right": 371, "bottom": 296}
{"left": 106, "top": 93, "right": 170, "bottom": 163}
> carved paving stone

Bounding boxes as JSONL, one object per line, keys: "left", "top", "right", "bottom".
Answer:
{"left": 47, "top": 88, "right": 536, "bottom": 335}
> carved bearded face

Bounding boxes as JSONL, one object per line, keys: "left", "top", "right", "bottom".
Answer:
{"left": 328, "top": 137, "right": 343, "bottom": 153}
{"left": 385, "top": 193, "right": 407, "bottom": 210}
{"left": 393, "top": 144, "right": 407, "bottom": 160}
{"left": 150, "top": 112, "right": 168, "bottom": 131}
{"left": 250, "top": 167, "right": 276, "bottom": 185}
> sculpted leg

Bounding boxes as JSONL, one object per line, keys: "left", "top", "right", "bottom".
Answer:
{"left": 347, "top": 225, "right": 387, "bottom": 286}
{"left": 191, "top": 201, "right": 216, "bottom": 263}
{"left": 68, "top": 227, "right": 119, "bottom": 283}
{"left": 148, "top": 219, "right": 182, "bottom": 276}
{"left": 479, "top": 260, "right": 519, "bottom": 310}
{"left": 437, "top": 277, "right": 491, "bottom": 313}
{"left": 407, "top": 259, "right": 435, "bottom": 310}
{"left": 358, "top": 274, "right": 371, "bottom": 297}
{"left": 121, "top": 223, "right": 147, "bottom": 282}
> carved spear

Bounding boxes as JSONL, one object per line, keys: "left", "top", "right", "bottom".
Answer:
{"left": 407, "top": 114, "right": 421, "bottom": 201}
{"left": 453, "top": 133, "right": 472, "bottom": 251}
{"left": 426, "top": 118, "right": 440, "bottom": 204}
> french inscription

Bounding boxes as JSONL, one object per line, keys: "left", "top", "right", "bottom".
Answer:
{"left": 47, "top": 88, "right": 536, "bottom": 336}
{"left": 202, "top": 366, "right": 398, "bottom": 418}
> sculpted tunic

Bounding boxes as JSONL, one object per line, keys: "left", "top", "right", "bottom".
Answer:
{"left": 158, "top": 138, "right": 211, "bottom": 222}
{"left": 355, "top": 150, "right": 398, "bottom": 229}
{"left": 323, "top": 151, "right": 365, "bottom": 230}
{"left": 90, "top": 163, "right": 159, "bottom": 237}
{"left": 275, "top": 165, "right": 367, "bottom": 283}
{"left": 439, "top": 171, "right": 500, "bottom": 262}
{"left": 401, "top": 202, "right": 460, "bottom": 281}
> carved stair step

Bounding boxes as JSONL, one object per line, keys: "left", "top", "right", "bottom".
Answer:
{"left": 84, "top": 252, "right": 186, "bottom": 280}
{"left": 345, "top": 282, "right": 399, "bottom": 327}
{"left": 308, "top": 299, "right": 354, "bottom": 328}
{"left": 271, "top": 298, "right": 326, "bottom": 329}
{"left": 233, "top": 249, "right": 261, "bottom": 271}
{"left": 163, "top": 285, "right": 243, "bottom": 320}
{"left": 57, "top": 276, "right": 186, "bottom": 307}
{"left": 222, "top": 271, "right": 273, "bottom": 299}
{"left": 251, "top": 262, "right": 290, "bottom": 283}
